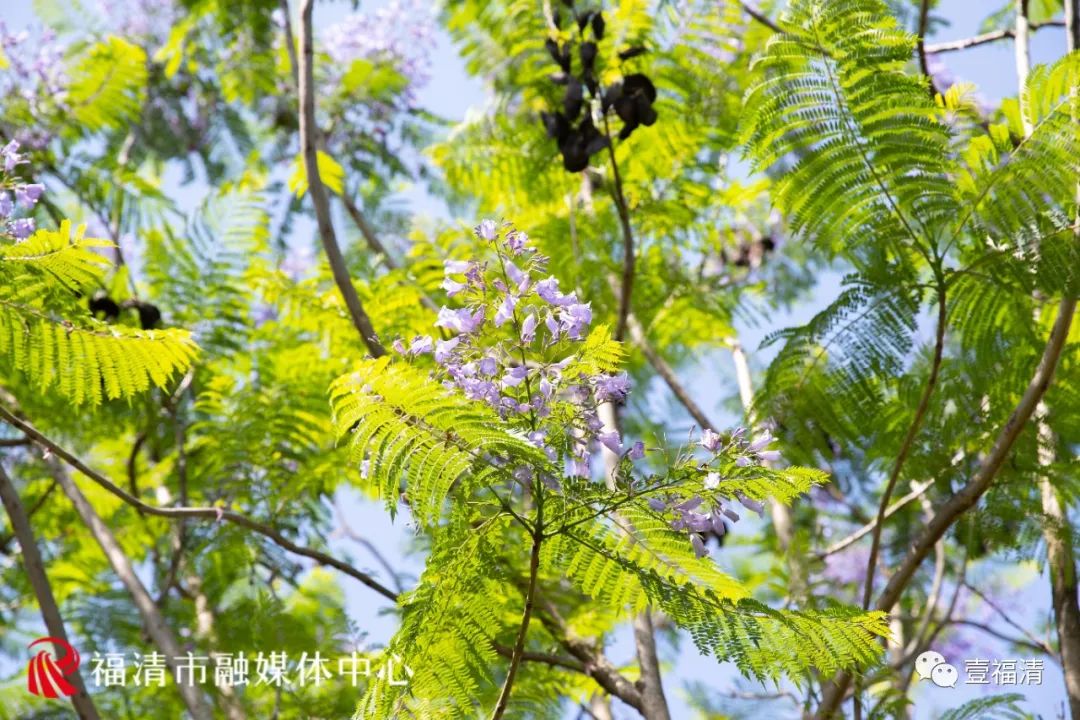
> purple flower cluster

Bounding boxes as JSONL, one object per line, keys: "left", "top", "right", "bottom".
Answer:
{"left": 0, "top": 140, "right": 44, "bottom": 239}
{"left": 0, "top": 21, "right": 67, "bottom": 150}
{"left": 645, "top": 427, "right": 781, "bottom": 558}
{"left": 392, "top": 219, "right": 646, "bottom": 486}
{"left": 94, "top": 0, "right": 179, "bottom": 47}
{"left": 320, "top": 0, "right": 435, "bottom": 108}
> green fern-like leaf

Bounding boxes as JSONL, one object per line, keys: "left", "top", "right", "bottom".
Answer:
{"left": 0, "top": 297, "right": 197, "bottom": 405}
{"left": 939, "top": 693, "right": 1033, "bottom": 720}
{"left": 66, "top": 36, "right": 148, "bottom": 133}
{"left": 741, "top": 0, "right": 959, "bottom": 261}
{"left": 330, "top": 357, "right": 551, "bottom": 524}
{"left": 552, "top": 517, "right": 887, "bottom": 682}
{"left": 0, "top": 221, "right": 112, "bottom": 292}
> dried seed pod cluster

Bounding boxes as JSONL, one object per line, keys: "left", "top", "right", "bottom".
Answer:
{"left": 539, "top": 2, "right": 656, "bottom": 172}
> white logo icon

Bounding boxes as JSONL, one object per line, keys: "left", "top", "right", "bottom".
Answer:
{"left": 931, "top": 663, "right": 959, "bottom": 688}
{"left": 915, "top": 650, "right": 957, "bottom": 688}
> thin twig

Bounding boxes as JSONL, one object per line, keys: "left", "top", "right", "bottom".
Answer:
{"left": 815, "top": 481, "right": 931, "bottom": 558}
{"left": 0, "top": 479, "right": 57, "bottom": 554}
{"left": 962, "top": 582, "right": 1058, "bottom": 658}
{"left": 491, "top": 643, "right": 582, "bottom": 672}
{"left": 0, "top": 406, "right": 400, "bottom": 603}
{"left": 924, "top": 20, "right": 1065, "bottom": 54}
{"left": 740, "top": 1, "right": 782, "bottom": 34}
{"left": 491, "top": 513, "right": 544, "bottom": 719}
{"left": 332, "top": 498, "right": 405, "bottom": 593}
{"left": 860, "top": 287, "right": 947, "bottom": 611}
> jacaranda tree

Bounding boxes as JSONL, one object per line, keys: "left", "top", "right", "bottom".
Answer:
{"left": 0, "top": 0, "right": 1077, "bottom": 719}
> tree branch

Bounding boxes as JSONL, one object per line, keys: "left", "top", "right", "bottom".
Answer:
{"left": 0, "top": 463, "right": 101, "bottom": 720}
{"left": 535, "top": 601, "right": 644, "bottom": 712}
{"left": 923, "top": 20, "right": 1065, "bottom": 54}
{"left": 297, "top": 0, "right": 385, "bottom": 357}
{"left": 740, "top": 1, "right": 783, "bottom": 34}
{"left": 0, "top": 405, "right": 400, "bottom": 603}
{"left": 860, "top": 286, "right": 947, "bottom": 611}
{"left": 491, "top": 516, "right": 543, "bottom": 719}
{"left": 815, "top": 295, "right": 1076, "bottom": 718}
{"left": 625, "top": 311, "right": 716, "bottom": 432}
{"left": 601, "top": 116, "right": 636, "bottom": 342}
{"left": 43, "top": 458, "right": 214, "bottom": 720}
{"left": 0, "top": 478, "right": 57, "bottom": 554}
{"left": 815, "top": 481, "right": 931, "bottom": 558}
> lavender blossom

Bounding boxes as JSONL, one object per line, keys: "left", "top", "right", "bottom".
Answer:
{"left": 597, "top": 431, "right": 622, "bottom": 454}
{"left": 436, "top": 306, "right": 485, "bottom": 335}
{"left": 494, "top": 293, "right": 516, "bottom": 327}
{"left": 475, "top": 219, "right": 498, "bottom": 241}
{"left": 520, "top": 314, "right": 538, "bottom": 343}
{"left": 594, "top": 372, "right": 631, "bottom": 402}
{"left": 408, "top": 335, "right": 434, "bottom": 355}
{"left": 690, "top": 533, "right": 709, "bottom": 558}
{"left": 10, "top": 218, "right": 34, "bottom": 238}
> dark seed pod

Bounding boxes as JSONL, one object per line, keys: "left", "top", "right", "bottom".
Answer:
{"left": 637, "top": 97, "right": 658, "bottom": 126}
{"left": 563, "top": 76, "right": 584, "bottom": 120}
{"left": 560, "top": 131, "right": 589, "bottom": 172}
{"left": 580, "top": 41, "right": 597, "bottom": 72}
{"left": 576, "top": 10, "right": 592, "bottom": 32}
{"left": 618, "top": 46, "right": 647, "bottom": 61}
{"left": 545, "top": 38, "right": 570, "bottom": 72}
{"left": 613, "top": 94, "right": 637, "bottom": 125}
{"left": 552, "top": 7, "right": 562, "bottom": 29}
{"left": 601, "top": 82, "right": 622, "bottom": 112}
{"left": 591, "top": 12, "right": 605, "bottom": 40}
{"left": 577, "top": 116, "right": 610, "bottom": 158}
{"left": 541, "top": 110, "right": 571, "bottom": 142}
{"left": 121, "top": 298, "right": 162, "bottom": 329}
{"left": 623, "top": 73, "right": 657, "bottom": 103}
{"left": 89, "top": 294, "right": 120, "bottom": 321}
{"left": 135, "top": 302, "right": 162, "bottom": 330}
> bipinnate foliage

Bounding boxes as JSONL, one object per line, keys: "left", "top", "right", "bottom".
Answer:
{"left": 0, "top": 217, "right": 197, "bottom": 405}
{"left": 742, "top": 0, "right": 1080, "bottom": 461}
{"left": 331, "top": 222, "right": 887, "bottom": 718}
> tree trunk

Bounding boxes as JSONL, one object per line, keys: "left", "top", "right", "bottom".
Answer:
{"left": 0, "top": 464, "right": 101, "bottom": 720}
{"left": 48, "top": 462, "right": 213, "bottom": 720}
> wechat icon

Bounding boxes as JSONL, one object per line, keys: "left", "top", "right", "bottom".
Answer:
{"left": 915, "top": 650, "right": 958, "bottom": 688}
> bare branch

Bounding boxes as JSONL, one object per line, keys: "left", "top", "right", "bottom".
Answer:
{"left": 815, "top": 481, "right": 931, "bottom": 558}
{"left": 924, "top": 20, "right": 1064, "bottom": 54}
{"left": 0, "top": 405, "right": 400, "bottom": 603}
{"left": 860, "top": 287, "right": 947, "bottom": 611}
{"left": 535, "top": 601, "right": 644, "bottom": 712}
{"left": 44, "top": 459, "right": 214, "bottom": 720}
{"left": 815, "top": 295, "right": 1076, "bottom": 718}
{"left": 491, "top": 519, "right": 544, "bottom": 719}
{"left": 0, "top": 464, "right": 101, "bottom": 720}
{"left": 297, "top": 0, "right": 385, "bottom": 357}
{"left": 740, "top": 1, "right": 783, "bottom": 34}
